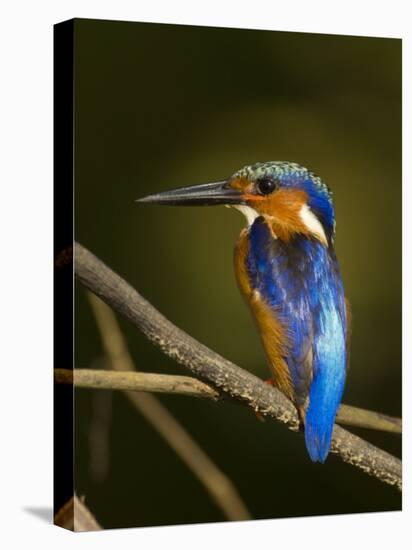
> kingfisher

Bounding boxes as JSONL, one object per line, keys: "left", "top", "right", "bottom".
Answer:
{"left": 137, "top": 161, "right": 349, "bottom": 463}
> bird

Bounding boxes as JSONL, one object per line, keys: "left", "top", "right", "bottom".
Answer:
{"left": 137, "top": 161, "right": 349, "bottom": 463}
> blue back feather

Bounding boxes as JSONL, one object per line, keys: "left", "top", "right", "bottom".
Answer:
{"left": 247, "top": 217, "right": 347, "bottom": 462}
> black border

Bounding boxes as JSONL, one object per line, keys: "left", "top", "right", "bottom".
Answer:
{"left": 53, "top": 19, "right": 74, "bottom": 522}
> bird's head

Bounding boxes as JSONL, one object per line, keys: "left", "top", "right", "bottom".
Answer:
{"left": 138, "top": 161, "right": 335, "bottom": 245}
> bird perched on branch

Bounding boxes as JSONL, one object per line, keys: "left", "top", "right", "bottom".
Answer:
{"left": 137, "top": 161, "right": 349, "bottom": 463}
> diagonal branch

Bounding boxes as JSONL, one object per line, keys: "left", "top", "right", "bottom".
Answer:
{"left": 54, "top": 368, "right": 401, "bottom": 434}
{"left": 74, "top": 242, "right": 402, "bottom": 491}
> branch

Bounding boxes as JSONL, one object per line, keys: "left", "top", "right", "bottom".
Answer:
{"left": 55, "top": 368, "right": 220, "bottom": 400}
{"left": 337, "top": 404, "right": 401, "bottom": 434}
{"left": 74, "top": 242, "right": 402, "bottom": 491}
{"left": 54, "top": 368, "right": 401, "bottom": 434}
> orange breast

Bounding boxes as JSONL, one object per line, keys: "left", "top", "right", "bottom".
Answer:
{"left": 234, "top": 229, "right": 294, "bottom": 402}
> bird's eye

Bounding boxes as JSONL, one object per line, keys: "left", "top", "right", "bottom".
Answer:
{"left": 256, "top": 177, "right": 278, "bottom": 195}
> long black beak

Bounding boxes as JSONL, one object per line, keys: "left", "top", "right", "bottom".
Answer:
{"left": 136, "top": 180, "right": 244, "bottom": 206}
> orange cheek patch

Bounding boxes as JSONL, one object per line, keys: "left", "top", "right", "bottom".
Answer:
{"left": 243, "top": 193, "right": 265, "bottom": 202}
{"left": 261, "top": 189, "right": 307, "bottom": 212}
{"left": 229, "top": 177, "right": 253, "bottom": 193}
{"left": 248, "top": 189, "right": 310, "bottom": 241}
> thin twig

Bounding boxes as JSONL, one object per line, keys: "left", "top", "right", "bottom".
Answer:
{"left": 55, "top": 368, "right": 220, "bottom": 400}
{"left": 88, "top": 359, "right": 112, "bottom": 483}
{"left": 86, "top": 292, "right": 251, "bottom": 522}
{"left": 74, "top": 242, "right": 402, "bottom": 491}
{"left": 55, "top": 368, "right": 401, "bottom": 434}
{"left": 337, "top": 404, "right": 401, "bottom": 434}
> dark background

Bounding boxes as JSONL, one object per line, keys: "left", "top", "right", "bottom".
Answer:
{"left": 73, "top": 19, "right": 401, "bottom": 529}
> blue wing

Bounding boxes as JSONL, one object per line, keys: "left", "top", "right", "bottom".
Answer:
{"left": 247, "top": 217, "right": 347, "bottom": 462}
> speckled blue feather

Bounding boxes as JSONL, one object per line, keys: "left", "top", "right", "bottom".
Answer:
{"left": 247, "top": 217, "right": 347, "bottom": 462}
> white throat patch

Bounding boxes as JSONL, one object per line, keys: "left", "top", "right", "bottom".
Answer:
{"left": 228, "top": 203, "right": 327, "bottom": 244}
{"left": 230, "top": 204, "right": 260, "bottom": 227}
{"left": 299, "top": 204, "right": 327, "bottom": 245}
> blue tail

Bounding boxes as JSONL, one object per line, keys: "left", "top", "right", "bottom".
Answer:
{"left": 304, "top": 367, "right": 346, "bottom": 463}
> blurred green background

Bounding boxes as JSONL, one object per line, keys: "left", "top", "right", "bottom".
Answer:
{"left": 73, "top": 19, "right": 401, "bottom": 528}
